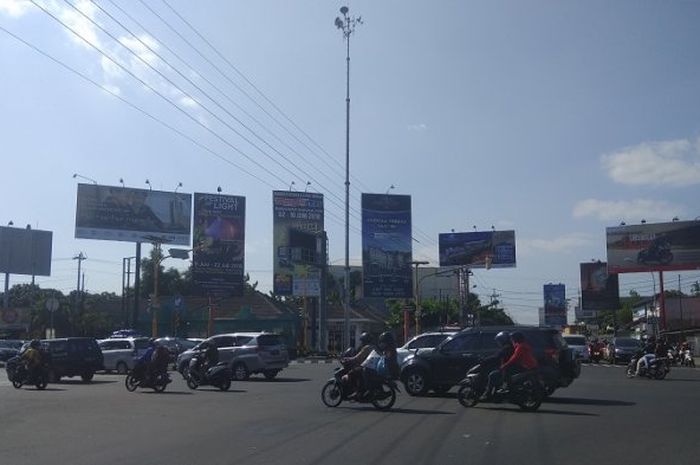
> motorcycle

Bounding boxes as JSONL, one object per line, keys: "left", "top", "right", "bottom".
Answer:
{"left": 321, "top": 360, "right": 399, "bottom": 411}
{"left": 680, "top": 349, "right": 695, "bottom": 368}
{"left": 637, "top": 242, "right": 673, "bottom": 265}
{"left": 6, "top": 356, "right": 49, "bottom": 390}
{"left": 589, "top": 344, "right": 604, "bottom": 363}
{"left": 125, "top": 362, "right": 172, "bottom": 392}
{"left": 186, "top": 355, "right": 232, "bottom": 391}
{"left": 626, "top": 355, "right": 670, "bottom": 379}
{"left": 456, "top": 362, "right": 545, "bottom": 412}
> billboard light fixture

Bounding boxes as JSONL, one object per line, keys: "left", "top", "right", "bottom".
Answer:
{"left": 641, "top": 219, "right": 646, "bottom": 224}
{"left": 217, "top": 186, "right": 222, "bottom": 193}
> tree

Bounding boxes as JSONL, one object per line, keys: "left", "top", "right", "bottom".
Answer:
{"left": 691, "top": 281, "right": 700, "bottom": 297}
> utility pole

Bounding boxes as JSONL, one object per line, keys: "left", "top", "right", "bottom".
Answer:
{"left": 679, "top": 274, "right": 684, "bottom": 338}
{"left": 73, "top": 252, "right": 86, "bottom": 332}
{"left": 133, "top": 242, "right": 141, "bottom": 330}
{"left": 335, "top": 5, "right": 362, "bottom": 351}
{"left": 410, "top": 261, "right": 429, "bottom": 336}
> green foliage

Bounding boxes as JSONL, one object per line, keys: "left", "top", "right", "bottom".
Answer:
{"left": 691, "top": 281, "right": 700, "bottom": 297}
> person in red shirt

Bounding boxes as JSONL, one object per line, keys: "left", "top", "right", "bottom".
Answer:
{"left": 500, "top": 331, "right": 538, "bottom": 388}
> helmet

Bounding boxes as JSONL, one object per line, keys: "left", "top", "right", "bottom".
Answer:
{"left": 30, "top": 339, "right": 40, "bottom": 349}
{"left": 378, "top": 331, "right": 395, "bottom": 347}
{"left": 510, "top": 331, "right": 525, "bottom": 343}
{"left": 359, "top": 332, "right": 373, "bottom": 346}
{"left": 494, "top": 331, "right": 511, "bottom": 347}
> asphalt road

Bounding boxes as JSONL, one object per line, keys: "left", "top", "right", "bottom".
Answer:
{"left": 1, "top": 363, "right": 699, "bottom": 465}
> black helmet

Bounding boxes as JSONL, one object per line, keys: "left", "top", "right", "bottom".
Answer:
{"left": 359, "top": 332, "right": 373, "bottom": 346}
{"left": 494, "top": 331, "right": 511, "bottom": 347}
{"left": 510, "top": 331, "right": 525, "bottom": 343}
{"left": 378, "top": 331, "right": 395, "bottom": 347}
{"left": 30, "top": 339, "right": 40, "bottom": 349}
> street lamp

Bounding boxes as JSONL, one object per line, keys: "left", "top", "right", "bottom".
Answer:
{"left": 335, "top": 5, "right": 362, "bottom": 350}
{"left": 145, "top": 179, "right": 152, "bottom": 191}
{"left": 72, "top": 173, "right": 97, "bottom": 184}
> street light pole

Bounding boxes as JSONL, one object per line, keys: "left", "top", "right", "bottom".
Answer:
{"left": 335, "top": 6, "right": 361, "bottom": 350}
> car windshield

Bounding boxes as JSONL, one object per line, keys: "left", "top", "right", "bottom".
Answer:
{"left": 615, "top": 338, "right": 640, "bottom": 348}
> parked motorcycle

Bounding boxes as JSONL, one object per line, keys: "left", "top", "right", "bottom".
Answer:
{"left": 457, "top": 362, "right": 545, "bottom": 412}
{"left": 186, "top": 355, "right": 232, "bottom": 391}
{"left": 321, "top": 360, "right": 399, "bottom": 410}
{"left": 6, "top": 356, "right": 49, "bottom": 390}
{"left": 626, "top": 355, "right": 670, "bottom": 379}
{"left": 125, "top": 363, "right": 171, "bottom": 392}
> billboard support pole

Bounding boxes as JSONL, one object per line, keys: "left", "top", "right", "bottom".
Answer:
{"left": 659, "top": 271, "right": 666, "bottom": 331}
{"left": 133, "top": 242, "right": 141, "bottom": 330}
{"left": 3, "top": 272, "right": 8, "bottom": 308}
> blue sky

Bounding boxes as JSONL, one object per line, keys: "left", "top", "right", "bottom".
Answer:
{"left": 1, "top": 0, "right": 699, "bottom": 324}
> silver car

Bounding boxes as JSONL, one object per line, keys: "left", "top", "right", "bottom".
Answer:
{"left": 98, "top": 337, "right": 150, "bottom": 374}
{"left": 176, "top": 332, "right": 289, "bottom": 381}
{"left": 397, "top": 332, "right": 456, "bottom": 366}
{"left": 563, "top": 335, "right": 590, "bottom": 362}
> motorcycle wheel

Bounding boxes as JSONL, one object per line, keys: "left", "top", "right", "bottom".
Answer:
{"left": 153, "top": 381, "right": 167, "bottom": 393}
{"left": 371, "top": 382, "right": 396, "bottom": 411}
{"left": 219, "top": 378, "right": 231, "bottom": 391}
{"left": 457, "top": 384, "right": 479, "bottom": 408}
{"left": 654, "top": 368, "right": 667, "bottom": 380}
{"left": 518, "top": 380, "right": 544, "bottom": 412}
{"left": 125, "top": 374, "right": 139, "bottom": 392}
{"left": 12, "top": 380, "right": 23, "bottom": 389}
{"left": 35, "top": 374, "right": 48, "bottom": 390}
{"left": 321, "top": 380, "right": 343, "bottom": 408}
{"left": 186, "top": 376, "right": 199, "bottom": 390}
{"left": 626, "top": 364, "right": 636, "bottom": 378}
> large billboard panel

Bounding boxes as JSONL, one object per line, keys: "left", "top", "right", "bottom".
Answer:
{"left": 439, "top": 230, "right": 516, "bottom": 268}
{"left": 192, "top": 193, "right": 246, "bottom": 297}
{"left": 272, "top": 191, "right": 324, "bottom": 296}
{"left": 361, "top": 194, "right": 413, "bottom": 298}
{"left": 0, "top": 227, "right": 52, "bottom": 276}
{"left": 606, "top": 220, "right": 700, "bottom": 273}
{"left": 75, "top": 184, "right": 192, "bottom": 245}
{"left": 543, "top": 283, "right": 567, "bottom": 327}
{"left": 580, "top": 262, "right": 620, "bottom": 311}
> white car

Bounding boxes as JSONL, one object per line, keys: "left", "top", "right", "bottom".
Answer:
{"left": 397, "top": 332, "right": 456, "bottom": 366}
{"left": 563, "top": 335, "right": 590, "bottom": 362}
{"left": 98, "top": 337, "right": 150, "bottom": 374}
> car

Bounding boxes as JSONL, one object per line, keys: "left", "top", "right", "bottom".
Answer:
{"left": 98, "top": 337, "right": 151, "bottom": 374}
{"left": 155, "top": 337, "right": 200, "bottom": 364}
{"left": 397, "top": 331, "right": 456, "bottom": 366}
{"left": 21, "top": 338, "right": 104, "bottom": 382}
{"left": 0, "top": 339, "right": 23, "bottom": 362}
{"left": 562, "top": 335, "right": 590, "bottom": 362}
{"left": 607, "top": 337, "right": 641, "bottom": 364}
{"left": 400, "top": 326, "right": 580, "bottom": 396}
{"left": 176, "top": 332, "right": 289, "bottom": 381}
{"left": 109, "top": 329, "right": 142, "bottom": 338}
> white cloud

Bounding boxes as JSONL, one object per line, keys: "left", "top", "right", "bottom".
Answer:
{"left": 0, "top": 0, "right": 32, "bottom": 17}
{"left": 602, "top": 138, "right": 700, "bottom": 187}
{"left": 572, "top": 198, "right": 686, "bottom": 223}
{"left": 57, "top": 0, "right": 101, "bottom": 49}
{"left": 519, "top": 233, "right": 594, "bottom": 256}
{"left": 408, "top": 123, "right": 427, "bottom": 132}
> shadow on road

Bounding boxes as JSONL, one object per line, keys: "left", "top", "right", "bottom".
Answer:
{"left": 55, "top": 379, "right": 117, "bottom": 385}
{"left": 141, "top": 390, "right": 193, "bottom": 395}
{"left": 424, "top": 392, "right": 458, "bottom": 399}
{"left": 19, "top": 387, "right": 66, "bottom": 392}
{"left": 339, "top": 406, "right": 455, "bottom": 415}
{"left": 482, "top": 406, "right": 599, "bottom": 417}
{"left": 660, "top": 378, "right": 700, "bottom": 383}
{"left": 192, "top": 388, "right": 247, "bottom": 393}
{"left": 544, "top": 396, "right": 635, "bottom": 407}
{"left": 245, "top": 377, "right": 311, "bottom": 383}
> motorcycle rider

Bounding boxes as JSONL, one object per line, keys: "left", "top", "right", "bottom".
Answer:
{"left": 21, "top": 339, "right": 44, "bottom": 381}
{"left": 499, "top": 331, "right": 538, "bottom": 390}
{"left": 359, "top": 331, "right": 400, "bottom": 395}
{"left": 341, "top": 332, "right": 375, "bottom": 396}
{"left": 481, "top": 331, "right": 515, "bottom": 400}
{"left": 636, "top": 335, "right": 657, "bottom": 376}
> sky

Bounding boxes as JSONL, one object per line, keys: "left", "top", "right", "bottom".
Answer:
{"left": 1, "top": 0, "right": 700, "bottom": 325}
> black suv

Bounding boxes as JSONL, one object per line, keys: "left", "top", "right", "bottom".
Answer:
{"left": 400, "top": 326, "right": 580, "bottom": 396}
{"left": 23, "top": 338, "right": 104, "bottom": 382}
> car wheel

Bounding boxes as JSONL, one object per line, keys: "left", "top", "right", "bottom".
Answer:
{"left": 81, "top": 371, "right": 94, "bottom": 382}
{"left": 116, "top": 362, "right": 128, "bottom": 375}
{"left": 403, "top": 369, "right": 429, "bottom": 396}
{"left": 263, "top": 370, "right": 280, "bottom": 380}
{"left": 232, "top": 363, "right": 249, "bottom": 381}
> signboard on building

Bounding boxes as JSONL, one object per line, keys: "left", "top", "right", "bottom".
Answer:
{"left": 272, "top": 191, "right": 324, "bottom": 296}
{"left": 192, "top": 193, "right": 246, "bottom": 297}
{"left": 0, "top": 226, "right": 52, "bottom": 276}
{"left": 361, "top": 193, "right": 413, "bottom": 298}
{"left": 439, "top": 230, "right": 516, "bottom": 268}
{"left": 75, "top": 183, "right": 191, "bottom": 245}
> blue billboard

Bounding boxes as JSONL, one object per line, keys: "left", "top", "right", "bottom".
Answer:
{"left": 439, "top": 230, "right": 516, "bottom": 268}
{"left": 361, "top": 194, "right": 413, "bottom": 298}
{"left": 543, "top": 283, "right": 567, "bottom": 327}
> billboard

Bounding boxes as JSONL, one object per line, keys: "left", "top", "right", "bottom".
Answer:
{"left": 75, "top": 183, "right": 192, "bottom": 245}
{"left": 192, "top": 193, "right": 246, "bottom": 297}
{"left": 543, "top": 283, "right": 567, "bottom": 327}
{"left": 606, "top": 220, "right": 700, "bottom": 273}
{"left": 272, "top": 191, "right": 324, "bottom": 296}
{"left": 580, "top": 262, "right": 620, "bottom": 311}
{"left": 0, "top": 226, "right": 52, "bottom": 276}
{"left": 439, "top": 230, "right": 516, "bottom": 268}
{"left": 361, "top": 194, "right": 413, "bottom": 298}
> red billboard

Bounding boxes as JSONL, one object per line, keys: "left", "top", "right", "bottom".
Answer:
{"left": 606, "top": 220, "right": 700, "bottom": 273}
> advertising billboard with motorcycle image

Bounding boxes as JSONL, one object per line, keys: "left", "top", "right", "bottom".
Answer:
{"left": 606, "top": 220, "right": 700, "bottom": 273}
{"left": 438, "top": 230, "right": 516, "bottom": 268}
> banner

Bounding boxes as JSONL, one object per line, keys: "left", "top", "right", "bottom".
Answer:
{"left": 439, "top": 230, "right": 516, "bottom": 268}
{"left": 272, "top": 191, "right": 324, "bottom": 296}
{"left": 580, "top": 262, "right": 620, "bottom": 311}
{"left": 606, "top": 220, "right": 700, "bottom": 273}
{"left": 361, "top": 194, "right": 413, "bottom": 298}
{"left": 75, "top": 184, "right": 191, "bottom": 245}
{"left": 543, "top": 284, "right": 567, "bottom": 327}
{"left": 193, "top": 193, "right": 246, "bottom": 297}
{"left": 0, "top": 227, "right": 52, "bottom": 276}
